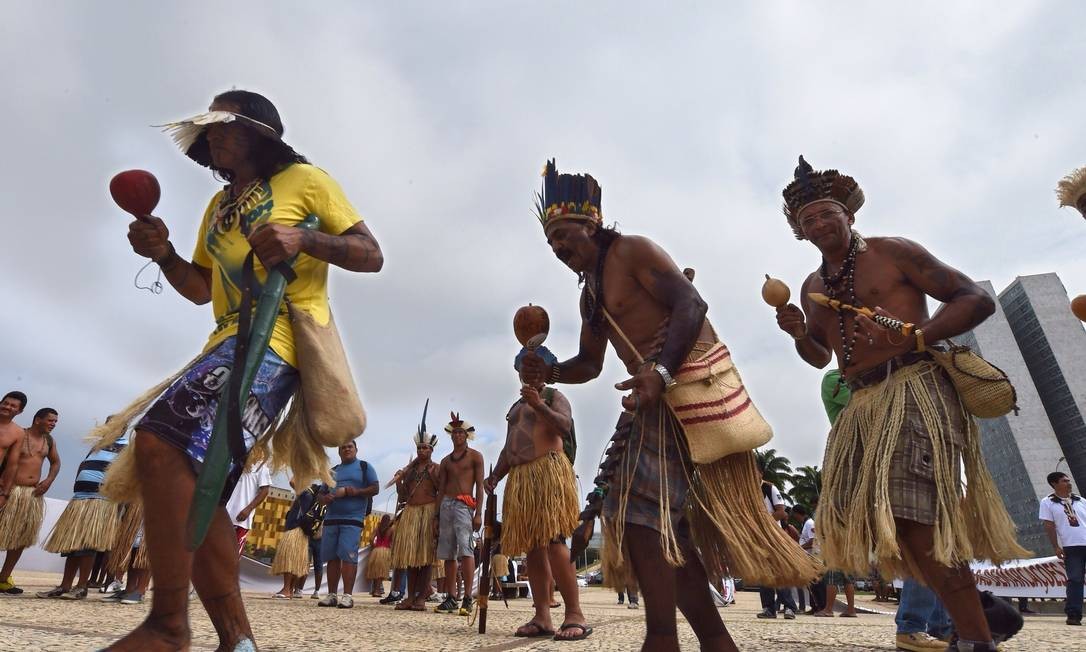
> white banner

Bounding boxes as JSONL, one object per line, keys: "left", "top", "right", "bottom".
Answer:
{"left": 970, "top": 556, "right": 1067, "bottom": 599}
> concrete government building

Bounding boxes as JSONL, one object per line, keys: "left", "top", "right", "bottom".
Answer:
{"left": 960, "top": 273, "right": 1085, "bottom": 555}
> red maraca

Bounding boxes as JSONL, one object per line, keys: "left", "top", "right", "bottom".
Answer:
{"left": 110, "top": 170, "right": 160, "bottom": 220}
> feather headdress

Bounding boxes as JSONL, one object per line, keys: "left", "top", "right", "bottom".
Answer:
{"left": 413, "top": 399, "right": 437, "bottom": 449}
{"left": 535, "top": 158, "right": 603, "bottom": 233}
{"left": 1056, "top": 165, "right": 1086, "bottom": 217}
{"left": 781, "top": 156, "right": 865, "bottom": 240}
{"left": 154, "top": 105, "right": 292, "bottom": 169}
{"left": 444, "top": 411, "right": 476, "bottom": 440}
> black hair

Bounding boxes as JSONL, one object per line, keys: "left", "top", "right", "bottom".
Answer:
{"left": 581, "top": 224, "right": 622, "bottom": 335}
{"left": 793, "top": 504, "right": 809, "bottom": 516}
{"left": 2, "top": 391, "right": 27, "bottom": 410}
{"left": 188, "top": 89, "right": 309, "bottom": 182}
{"left": 1048, "top": 471, "right": 1069, "bottom": 487}
{"left": 33, "top": 407, "right": 57, "bottom": 421}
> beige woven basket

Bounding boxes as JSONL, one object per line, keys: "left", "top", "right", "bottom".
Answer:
{"left": 929, "top": 344, "right": 1018, "bottom": 419}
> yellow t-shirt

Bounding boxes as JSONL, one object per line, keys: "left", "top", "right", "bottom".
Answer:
{"left": 192, "top": 163, "right": 362, "bottom": 368}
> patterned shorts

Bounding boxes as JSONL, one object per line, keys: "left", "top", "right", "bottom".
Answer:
{"left": 137, "top": 336, "right": 297, "bottom": 500}
{"left": 885, "top": 368, "right": 965, "bottom": 525}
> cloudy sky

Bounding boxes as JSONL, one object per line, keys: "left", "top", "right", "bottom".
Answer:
{"left": 4, "top": 1, "right": 1085, "bottom": 509}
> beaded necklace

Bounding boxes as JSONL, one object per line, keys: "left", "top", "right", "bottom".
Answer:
{"left": 820, "top": 234, "right": 861, "bottom": 376}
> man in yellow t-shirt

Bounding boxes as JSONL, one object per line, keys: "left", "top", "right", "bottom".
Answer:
{"left": 114, "top": 89, "right": 384, "bottom": 652}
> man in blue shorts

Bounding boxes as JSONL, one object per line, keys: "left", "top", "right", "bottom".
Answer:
{"left": 317, "top": 440, "right": 378, "bottom": 609}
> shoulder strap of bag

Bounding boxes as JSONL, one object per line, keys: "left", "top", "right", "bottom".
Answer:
{"left": 585, "top": 285, "right": 645, "bottom": 365}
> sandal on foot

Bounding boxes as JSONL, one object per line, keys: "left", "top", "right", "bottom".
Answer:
{"left": 839, "top": 612, "right": 858, "bottom": 618}
{"left": 515, "top": 621, "right": 555, "bottom": 638}
{"left": 550, "top": 601, "right": 562, "bottom": 608}
{"left": 554, "top": 623, "right": 593, "bottom": 641}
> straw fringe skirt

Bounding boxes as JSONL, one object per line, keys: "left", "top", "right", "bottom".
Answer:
{"left": 501, "top": 452, "right": 579, "bottom": 557}
{"left": 107, "top": 503, "right": 150, "bottom": 574}
{"left": 602, "top": 406, "right": 820, "bottom": 588}
{"left": 270, "top": 527, "right": 311, "bottom": 577}
{"left": 820, "top": 362, "right": 1029, "bottom": 579}
{"left": 365, "top": 546, "right": 392, "bottom": 580}
{"left": 44, "top": 497, "right": 119, "bottom": 554}
{"left": 0, "top": 485, "right": 46, "bottom": 550}
{"left": 391, "top": 502, "right": 437, "bottom": 569}
{"left": 491, "top": 553, "right": 509, "bottom": 578}
{"left": 432, "top": 560, "right": 445, "bottom": 580}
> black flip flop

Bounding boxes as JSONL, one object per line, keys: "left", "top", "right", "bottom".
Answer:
{"left": 514, "top": 621, "right": 555, "bottom": 638}
{"left": 554, "top": 623, "right": 593, "bottom": 642}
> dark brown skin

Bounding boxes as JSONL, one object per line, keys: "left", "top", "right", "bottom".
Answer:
{"left": 520, "top": 220, "right": 711, "bottom": 411}
{"left": 775, "top": 200, "right": 994, "bottom": 377}
{"left": 393, "top": 448, "right": 438, "bottom": 610}
{"left": 126, "top": 99, "right": 383, "bottom": 307}
{"left": 485, "top": 366, "right": 570, "bottom": 489}
{"left": 776, "top": 198, "right": 996, "bottom": 642}
{"left": 112, "top": 96, "right": 383, "bottom": 651}
{"left": 526, "top": 218, "right": 735, "bottom": 652}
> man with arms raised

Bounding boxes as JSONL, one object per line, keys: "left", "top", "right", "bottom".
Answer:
{"left": 774, "top": 157, "right": 1026, "bottom": 651}
{"left": 0, "top": 407, "right": 61, "bottom": 595}
{"left": 433, "top": 413, "right": 484, "bottom": 617}
{"left": 485, "top": 343, "right": 588, "bottom": 640}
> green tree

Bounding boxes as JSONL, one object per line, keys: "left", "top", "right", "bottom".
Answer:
{"left": 754, "top": 448, "right": 794, "bottom": 498}
{"left": 789, "top": 465, "right": 822, "bottom": 509}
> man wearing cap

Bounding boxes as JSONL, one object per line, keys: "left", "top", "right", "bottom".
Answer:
{"left": 99, "top": 89, "right": 383, "bottom": 652}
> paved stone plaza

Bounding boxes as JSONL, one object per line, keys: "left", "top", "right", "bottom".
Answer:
{"left": 0, "top": 572, "right": 1074, "bottom": 650}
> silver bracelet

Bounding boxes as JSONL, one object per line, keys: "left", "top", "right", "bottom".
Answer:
{"left": 653, "top": 363, "right": 678, "bottom": 391}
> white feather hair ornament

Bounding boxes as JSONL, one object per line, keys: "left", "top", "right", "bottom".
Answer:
{"left": 444, "top": 411, "right": 476, "bottom": 440}
{"left": 154, "top": 111, "right": 280, "bottom": 154}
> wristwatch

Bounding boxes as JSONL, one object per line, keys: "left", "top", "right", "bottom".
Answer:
{"left": 653, "top": 363, "right": 678, "bottom": 391}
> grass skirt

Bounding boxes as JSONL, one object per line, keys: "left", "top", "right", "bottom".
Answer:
{"left": 491, "top": 553, "right": 509, "bottom": 578}
{"left": 391, "top": 502, "right": 437, "bottom": 569}
{"left": 501, "top": 451, "right": 579, "bottom": 557}
{"left": 43, "top": 497, "right": 119, "bottom": 554}
{"left": 107, "top": 503, "right": 149, "bottom": 574}
{"left": 820, "top": 362, "right": 1029, "bottom": 579}
{"left": 366, "top": 546, "right": 392, "bottom": 580}
{"left": 270, "top": 527, "right": 310, "bottom": 577}
{"left": 0, "top": 485, "right": 45, "bottom": 550}
{"left": 432, "top": 560, "right": 445, "bottom": 580}
{"left": 602, "top": 408, "right": 820, "bottom": 588}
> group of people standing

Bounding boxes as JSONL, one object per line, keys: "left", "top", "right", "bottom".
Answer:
{"left": 6, "top": 85, "right": 1085, "bottom": 651}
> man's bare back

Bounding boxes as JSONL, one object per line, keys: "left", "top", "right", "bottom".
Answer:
{"left": 0, "top": 423, "right": 23, "bottom": 470}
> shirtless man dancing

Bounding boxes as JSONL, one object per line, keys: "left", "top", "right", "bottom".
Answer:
{"left": 773, "top": 157, "right": 1026, "bottom": 651}
{"left": 0, "top": 407, "right": 61, "bottom": 594}
{"left": 433, "top": 413, "right": 484, "bottom": 617}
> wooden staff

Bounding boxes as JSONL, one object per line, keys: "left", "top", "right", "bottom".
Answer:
{"left": 477, "top": 466, "right": 498, "bottom": 633}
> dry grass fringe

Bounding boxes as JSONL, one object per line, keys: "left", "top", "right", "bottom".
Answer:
{"left": 0, "top": 485, "right": 45, "bottom": 550}
{"left": 270, "top": 527, "right": 311, "bottom": 577}
{"left": 107, "top": 503, "right": 144, "bottom": 576}
{"left": 391, "top": 502, "right": 437, "bottom": 569}
{"left": 366, "top": 546, "right": 392, "bottom": 580}
{"left": 603, "top": 410, "right": 819, "bottom": 588}
{"left": 44, "top": 498, "right": 119, "bottom": 554}
{"left": 687, "top": 451, "right": 822, "bottom": 587}
{"left": 491, "top": 553, "right": 509, "bottom": 578}
{"left": 821, "top": 362, "right": 1030, "bottom": 579}
{"left": 432, "top": 560, "right": 445, "bottom": 580}
{"left": 501, "top": 452, "right": 579, "bottom": 557}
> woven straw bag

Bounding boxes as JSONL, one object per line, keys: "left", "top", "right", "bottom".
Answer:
{"left": 289, "top": 304, "right": 367, "bottom": 446}
{"left": 592, "top": 292, "right": 773, "bottom": 465}
{"left": 665, "top": 342, "right": 774, "bottom": 464}
{"left": 929, "top": 342, "right": 1018, "bottom": 419}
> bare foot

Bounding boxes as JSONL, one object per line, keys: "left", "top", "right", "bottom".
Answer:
{"left": 106, "top": 621, "right": 190, "bottom": 651}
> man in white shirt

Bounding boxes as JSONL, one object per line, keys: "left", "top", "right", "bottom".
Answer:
{"left": 757, "top": 460, "right": 798, "bottom": 620}
{"left": 224, "top": 461, "right": 272, "bottom": 555}
{"left": 794, "top": 504, "right": 826, "bottom": 615}
{"left": 1039, "top": 471, "right": 1086, "bottom": 626}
